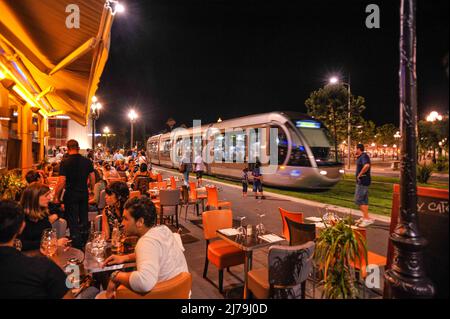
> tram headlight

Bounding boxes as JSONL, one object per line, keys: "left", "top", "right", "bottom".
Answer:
{"left": 290, "top": 170, "right": 301, "bottom": 177}
{"left": 319, "top": 170, "right": 328, "bottom": 176}
{"left": 339, "top": 169, "right": 345, "bottom": 174}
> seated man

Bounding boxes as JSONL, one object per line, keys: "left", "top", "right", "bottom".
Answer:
{"left": 0, "top": 200, "right": 73, "bottom": 299}
{"left": 100, "top": 197, "right": 188, "bottom": 299}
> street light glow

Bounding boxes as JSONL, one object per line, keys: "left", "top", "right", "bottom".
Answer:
{"left": 103, "top": 126, "right": 110, "bottom": 134}
{"left": 128, "top": 109, "right": 138, "bottom": 121}
{"left": 426, "top": 111, "right": 443, "bottom": 122}
{"left": 116, "top": 3, "right": 125, "bottom": 13}
{"left": 329, "top": 76, "right": 339, "bottom": 84}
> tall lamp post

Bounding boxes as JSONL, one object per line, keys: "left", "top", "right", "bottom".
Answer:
{"left": 90, "top": 96, "right": 102, "bottom": 150}
{"left": 128, "top": 109, "right": 138, "bottom": 149}
{"left": 103, "top": 126, "right": 111, "bottom": 149}
{"left": 330, "top": 76, "right": 351, "bottom": 168}
{"left": 384, "top": 0, "right": 434, "bottom": 298}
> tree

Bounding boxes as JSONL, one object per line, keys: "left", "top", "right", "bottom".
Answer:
{"left": 418, "top": 117, "right": 449, "bottom": 163}
{"left": 355, "top": 119, "right": 377, "bottom": 146}
{"left": 305, "top": 84, "right": 366, "bottom": 161}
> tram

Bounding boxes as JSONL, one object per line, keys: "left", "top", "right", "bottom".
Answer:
{"left": 147, "top": 112, "right": 344, "bottom": 189}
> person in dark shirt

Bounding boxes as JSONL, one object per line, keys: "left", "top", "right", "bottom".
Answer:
{"left": 19, "top": 183, "right": 69, "bottom": 251}
{"left": 354, "top": 144, "right": 374, "bottom": 227}
{"left": 252, "top": 159, "right": 265, "bottom": 200}
{"left": 54, "top": 140, "right": 95, "bottom": 249}
{"left": 0, "top": 200, "right": 72, "bottom": 299}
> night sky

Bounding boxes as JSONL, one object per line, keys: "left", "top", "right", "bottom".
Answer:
{"left": 96, "top": 0, "right": 449, "bottom": 141}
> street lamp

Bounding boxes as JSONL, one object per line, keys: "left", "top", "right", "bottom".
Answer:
{"left": 128, "top": 109, "right": 138, "bottom": 149}
{"left": 90, "top": 96, "right": 102, "bottom": 150}
{"left": 426, "top": 111, "right": 442, "bottom": 122}
{"left": 103, "top": 126, "right": 111, "bottom": 149}
{"left": 394, "top": 131, "right": 401, "bottom": 160}
{"left": 329, "top": 76, "right": 351, "bottom": 168}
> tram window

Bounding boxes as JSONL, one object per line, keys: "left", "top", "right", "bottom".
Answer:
{"left": 235, "top": 132, "right": 246, "bottom": 163}
{"left": 161, "top": 140, "right": 171, "bottom": 157}
{"left": 214, "top": 134, "right": 224, "bottom": 162}
{"left": 276, "top": 128, "right": 311, "bottom": 167}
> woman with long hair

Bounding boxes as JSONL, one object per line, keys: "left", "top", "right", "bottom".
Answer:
{"left": 89, "top": 169, "right": 107, "bottom": 206}
{"left": 19, "top": 182, "right": 69, "bottom": 251}
{"left": 102, "top": 181, "right": 130, "bottom": 239}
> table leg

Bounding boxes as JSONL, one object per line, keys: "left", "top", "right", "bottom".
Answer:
{"left": 243, "top": 251, "right": 253, "bottom": 299}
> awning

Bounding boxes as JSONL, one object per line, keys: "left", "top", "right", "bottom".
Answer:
{"left": 0, "top": 0, "right": 115, "bottom": 125}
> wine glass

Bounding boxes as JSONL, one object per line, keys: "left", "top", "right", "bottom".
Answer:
{"left": 91, "top": 232, "right": 106, "bottom": 262}
{"left": 236, "top": 216, "right": 246, "bottom": 238}
{"left": 256, "top": 213, "right": 266, "bottom": 235}
{"left": 40, "top": 228, "right": 58, "bottom": 257}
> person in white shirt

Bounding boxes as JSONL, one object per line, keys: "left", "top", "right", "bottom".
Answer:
{"left": 137, "top": 151, "right": 147, "bottom": 166}
{"left": 194, "top": 154, "right": 205, "bottom": 187}
{"left": 100, "top": 197, "right": 188, "bottom": 299}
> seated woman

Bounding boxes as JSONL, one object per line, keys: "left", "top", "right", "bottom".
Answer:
{"left": 89, "top": 169, "right": 107, "bottom": 207}
{"left": 103, "top": 163, "right": 120, "bottom": 180}
{"left": 116, "top": 160, "right": 128, "bottom": 172}
{"left": 102, "top": 181, "right": 130, "bottom": 239}
{"left": 19, "top": 182, "right": 69, "bottom": 251}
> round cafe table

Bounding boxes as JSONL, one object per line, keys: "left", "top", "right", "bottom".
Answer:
{"left": 23, "top": 246, "right": 84, "bottom": 271}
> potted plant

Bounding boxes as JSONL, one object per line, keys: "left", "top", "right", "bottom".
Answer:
{"left": 0, "top": 170, "right": 26, "bottom": 201}
{"left": 314, "top": 217, "right": 368, "bottom": 299}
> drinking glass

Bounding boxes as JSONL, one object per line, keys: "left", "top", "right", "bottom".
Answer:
{"left": 91, "top": 231, "right": 106, "bottom": 262}
{"left": 256, "top": 213, "right": 266, "bottom": 235}
{"left": 236, "top": 216, "right": 246, "bottom": 237}
{"left": 40, "top": 228, "right": 58, "bottom": 257}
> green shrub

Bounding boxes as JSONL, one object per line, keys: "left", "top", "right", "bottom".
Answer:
{"left": 417, "top": 163, "right": 433, "bottom": 184}
{"left": 0, "top": 170, "right": 26, "bottom": 201}
{"left": 434, "top": 157, "right": 449, "bottom": 172}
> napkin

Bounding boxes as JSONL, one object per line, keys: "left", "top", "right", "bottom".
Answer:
{"left": 305, "top": 217, "right": 322, "bottom": 222}
{"left": 258, "top": 234, "right": 285, "bottom": 243}
{"left": 315, "top": 222, "right": 326, "bottom": 229}
{"left": 219, "top": 228, "right": 240, "bottom": 236}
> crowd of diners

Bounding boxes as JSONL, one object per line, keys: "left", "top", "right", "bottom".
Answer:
{"left": 0, "top": 139, "right": 189, "bottom": 299}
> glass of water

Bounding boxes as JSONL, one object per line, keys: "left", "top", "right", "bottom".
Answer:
{"left": 236, "top": 216, "right": 247, "bottom": 238}
{"left": 91, "top": 232, "right": 106, "bottom": 263}
{"left": 256, "top": 213, "right": 266, "bottom": 235}
{"left": 40, "top": 229, "right": 58, "bottom": 257}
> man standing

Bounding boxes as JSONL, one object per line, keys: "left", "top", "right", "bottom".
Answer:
{"left": 54, "top": 140, "right": 95, "bottom": 249}
{"left": 194, "top": 153, "right": 205, "bottom": 187}
{"left": 354, "top": 144, "right": 374, "bottom": 227}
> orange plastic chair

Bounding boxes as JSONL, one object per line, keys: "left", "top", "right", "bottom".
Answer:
{"left": 129, "top": 191, "right": 141, "bottom": 199}
{"left": 149, "top": 182, "right": 159, "bottom": 190}
{"left": 190, "top": 182, "right": 207, "bottom": 211}
{"left": 158, "top": 181, "right": 168, "bottom": 189}
{"left": 206, "top": 186, "right": 231, "bottom": 210}
{"left": 48, "top": 176, "right": 58, "bottom": 184}
{"left": 156, "top": 174, "right": 163, "bottom": 182}
{"left": 202, "top": 209, "right": 245, "bottom": 293}
{"left": 116, "top": 272, "right": 192, "bottom": 299}
{"left": 106, "top": 178, "right": 124, "bottom": 185}
{"left": 170, "top": 176, "right": 177, "bottom": 190}
{"left": 351, "top": 228, "right": 387, "bottom": 278}
{"left": 278, "top": 208, "right": 304, "bottom": 241}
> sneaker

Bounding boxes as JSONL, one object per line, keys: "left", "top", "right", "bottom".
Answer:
{"left": 355, "top": 217, "right": 364, "bottom": 224}
{"left": 261, "top": 196, "right": 266, "bottom": 200}
{"left": 255, "top": 196, "right": 259, "bottom": 199}
{"left": 358, "top": 218, "right": 375, "bottom": 227}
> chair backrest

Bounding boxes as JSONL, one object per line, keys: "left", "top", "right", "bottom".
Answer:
{"left": 279, "top": 208, "right": 304, "bottom": 241}
{"left": 149, "top": 182, "right": 159, "bottom": 189}
{"left": 48, "top": 176, "right": 58, "bottom": 184}
{"left": 156, "top": 174, "right": 163, "bottom": 182}
{"left": 268, "top": 241, "right": 315, "bottom": 297}
{"left": 206, "top": 186, "right": 219, "bottom": 207}
{"left": 129, "top": 190, "right": 141, "bottom": 200}
{"left": 170, "top": 176, "right": 177, "bottom": 190}
{"left": 159, "top": 189, "right": 181, "bottom": 206}
{"left": 353, "top": 228, "right": 368, "bottom": 266}
{"left": 286, "top": 218, "right": 316, "bottom": 246}
{"left": 188, "top": 182, "right": 198, "bottom": 200}
{"left": 181, "top": 185, "right": 189, "bottom": 203}
{"left": 135, "top": 176, "right": 152, "bottom": 194}
{"left": 97, "top": 190, "right": 106, "bottom": 210}
{"left": 202, "top": 209, "right": 233, "bottom": 240}
{"left": 158, "top": 181, "right": 168, "bottom": 189}
{"left": 116, "top": 272, "right": 192, "bottom": 299}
